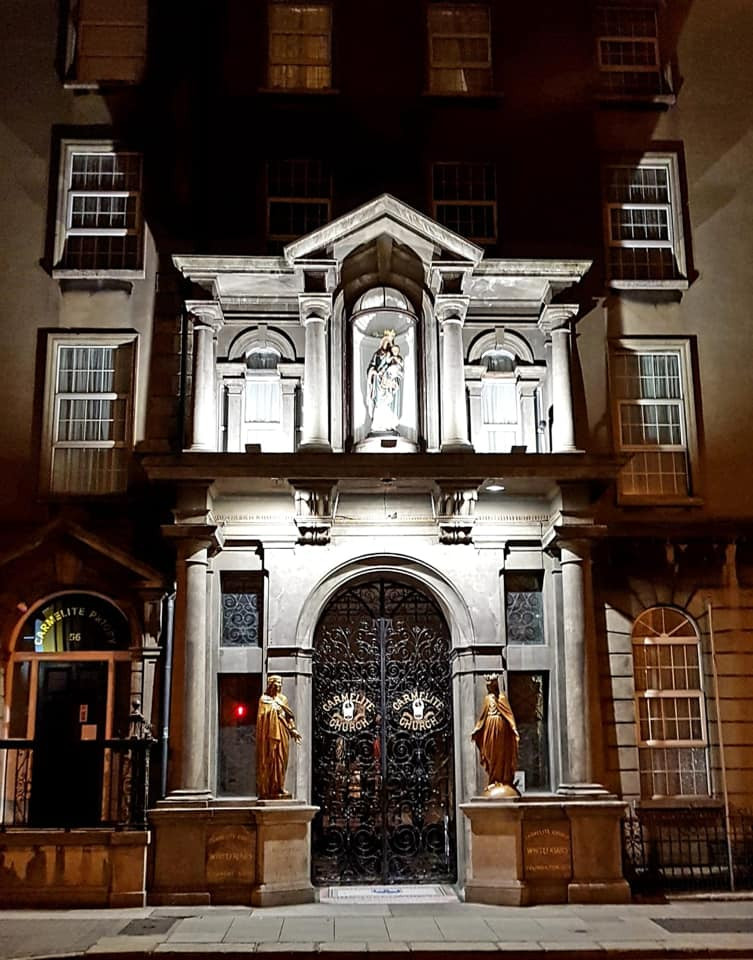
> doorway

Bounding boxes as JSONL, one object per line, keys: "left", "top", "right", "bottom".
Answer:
{"left": 311, "top": 578, "right": 456, "bottom": 885}
{"left": 29, "top": 661, "right": 108, "bottom": 827}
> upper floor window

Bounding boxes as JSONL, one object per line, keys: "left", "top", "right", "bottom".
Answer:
{"left": 246, "top": 347, "right": 283, "bottom": 424}
{"left": 267, "top": 2, "right": 332, "bottom": 91}
{"left": 54, "top": 142, "right": 143, "bottom": 276}
{"left": 267, "top": 159, "right": 332, "bottom": 251}
{"left": 603, "top": 154, "right": 686, "bottom": 288}
{"left": 611, "top": 342, "right": 696, "bottom": 501}
{"left": 427, "top": 4, "right": 492, "bottom": 95}
{"left": 42, "top": 334, "right": 136, "bottom": 495}
{"left": 632, "top": 607, "right": 709, "bottom": 799}
{"left": 596, "top": 5, "right": 670, "bottom": 100}
{"left": 432, "top": 161, "right": 497, "bottom": 243}
{"left": 63, "top": 0, "right": 148, "bottom": 86}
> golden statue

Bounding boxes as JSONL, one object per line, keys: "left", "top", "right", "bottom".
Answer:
{"left": 471, "top": 674, "right": 520, "bottom": 798}
{"left": 256, "top": 674, "right": 302, "bottom": 800}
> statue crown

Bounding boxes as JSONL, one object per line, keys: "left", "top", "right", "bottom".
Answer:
{"left": 382, "top": 329, "right": 396, "bottom": 340}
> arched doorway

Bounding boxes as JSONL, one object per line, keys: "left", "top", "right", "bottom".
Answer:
{"left": 311, "top": 577, "right": 456, "bottom": 885}
{"left": 5, "top": 593, "right": 133, "bottom": 827}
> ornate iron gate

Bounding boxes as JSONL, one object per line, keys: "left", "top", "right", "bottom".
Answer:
{"left": 311, "top": 578, "right": 456, "bottom": 885}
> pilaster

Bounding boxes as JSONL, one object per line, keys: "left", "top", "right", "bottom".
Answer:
{"left": 187, "top": 301, "right": 224, "bottom": 452}
{"left": 299, "top": 293, "right": 332, "bottom": 451}
{"left": 435, "top": 294, "right": 472, "bottom": 451}
{"left": 539, "top": 305, "right": 579, "bottom": 454}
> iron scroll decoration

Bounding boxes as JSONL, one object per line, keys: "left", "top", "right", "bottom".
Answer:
{"left": 311, "top": 578, "right": 456, "bottom": 885}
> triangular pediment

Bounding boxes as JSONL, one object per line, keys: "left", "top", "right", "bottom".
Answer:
{"left": 0, "top": 518, "right": 165, "bottom": 588}
{"left": 284, "top": 193, "right": 484, "bottom": 265}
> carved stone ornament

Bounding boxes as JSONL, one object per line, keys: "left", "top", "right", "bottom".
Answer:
{"left": 435, "top": 483, "right": 479, "bottom": 544}
{"left": 292, "top": 483, "right": 338, "bottom": 544}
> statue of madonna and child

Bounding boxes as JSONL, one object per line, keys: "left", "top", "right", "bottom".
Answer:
{"left": 366, "top": 329, "right": 405, "bottom": 434}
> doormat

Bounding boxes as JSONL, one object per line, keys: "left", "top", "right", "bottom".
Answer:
{"left": 321, "top": 885, "right": 457, "bottom": 903}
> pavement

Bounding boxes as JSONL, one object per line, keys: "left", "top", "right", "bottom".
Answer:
{"left": 1, "top": 891, "right": 753, "bottom": 960}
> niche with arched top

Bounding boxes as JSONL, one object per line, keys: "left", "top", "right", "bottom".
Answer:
{"left": 350, "top": 286, "right": 418, "bottom": 452}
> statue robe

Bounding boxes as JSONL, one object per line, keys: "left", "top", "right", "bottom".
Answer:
{"left": 471, "top": 691, "right": 519, "bottom": 787}
{"left": 256, "top": 692, "right": 293, "bottom": 799}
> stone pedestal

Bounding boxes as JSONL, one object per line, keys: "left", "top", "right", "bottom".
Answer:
{"left": 148, "top": 801, "right": 318, "bottom": 906}
{"left": 251, "top": 801, "right": 318, "bottom": 906}
{"left": 461, "top": 797, "right": 630, "bottom": 906}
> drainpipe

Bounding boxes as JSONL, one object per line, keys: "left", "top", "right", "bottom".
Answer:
{"left": 160, "top": 590, "right": 176, "bottom": 799}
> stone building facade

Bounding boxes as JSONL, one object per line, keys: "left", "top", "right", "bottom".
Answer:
{"left": 0, "top": 0, "right": 752, "bottom": 905}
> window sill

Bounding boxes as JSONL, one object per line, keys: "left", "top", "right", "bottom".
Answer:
{"left": 422, "top": 89, "right": 503, "bottom": 101}
{"left": 52, "top": 268, "right": 145, "bottom": 282}
{"left": 617, "top": 495, "right": 704, "bottom": 508}
{"left": 609, "top": 278, "right": 689, "bottom": 292}
{"left": 63, "top": 80, "right": 141, "bottom": 92}
{"left": 257, "top": 87, "right": 339, "bottom": 96}
{"left": 597, "top": 92, "right": 676, "bottom": 108}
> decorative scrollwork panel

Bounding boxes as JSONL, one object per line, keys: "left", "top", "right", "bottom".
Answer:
{"left": 312, "top": 579, "right": 456, "bottom": 885}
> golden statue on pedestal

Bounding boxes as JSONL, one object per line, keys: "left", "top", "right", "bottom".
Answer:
{"left": 471, "top": 674, "right": 520, "bottom": 798}
{"left": 256, "top": 674, "right": 302, "bottom": 800}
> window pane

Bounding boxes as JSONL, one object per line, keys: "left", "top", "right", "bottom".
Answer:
{"left": 221, "top": 573, "right": 263, "bottom": 647}
{"left": 218, "top": 674, "right": 262, "bottom": 796}
{"left": 508, "top": 672, "right": 549, "bottom": 791}
{"left": 505, "top": 573, "right": 544, "bottom": 645}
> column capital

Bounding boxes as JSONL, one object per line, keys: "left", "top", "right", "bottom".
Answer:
{"left": 538, "top": 303, "right": 579, "bottom": 334}
{"left": 556, "top": 536, "right": 593, "bottom": 564}
{"left": 299, "top": 293, "right": 333, "bottom": 327}
{"left": 435, "top": 294, "right": 470, "bottom": 326}
{"left": 186, "top": 300, "right": 224, "bottom": 331}
{"left": 161, "top": 523, "right": 224, "bottom": 558}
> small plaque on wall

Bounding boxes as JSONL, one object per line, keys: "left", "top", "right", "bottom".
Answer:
{"left": 522, "top": 822, "right": 572, "bottom": 880}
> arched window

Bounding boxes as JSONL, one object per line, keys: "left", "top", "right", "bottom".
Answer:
{"left": 479, "top": 348, "right": 519, "bottom": 452}
{"left": 632, "top": 606, "right": 709, "bottom": 799}
{"left": 246, "top": 346, "right": 282, "bottom": 424}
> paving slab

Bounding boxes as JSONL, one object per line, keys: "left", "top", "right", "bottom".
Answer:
{"left": 366, "top": 944, "right": 409, "bottom": 952}
{"left": 0, "top": 920, "right": 127, "bottom": 960}
{"left": 155, "top": 945, "right": 255, "bottom": 953}
{"left": 87, "top": 936, "right": 166, "bottom": 954}
{"left": 434, "top": 918, "right": 499, "bottom": 941}
{"left": 168, "top": 918, "right": 235, "bottom": 942}
{"left": 484, "top": 920, "right": 548, "bottom": 939}
{"left": 410, "top": 942, "right": 500, "bottom": 951}
{"left": 334, "top": 918, "right": 389, "bottom": 941}
{"left": 318, "top": 943, "right": 369, "bottom": 952}
{"left": 279, "top": 919, "right": 334, "bottom": 942}
{"left": 224, "top": 918, "right": 284, "bottom": 942}
{"left": 256, "top": 944, "right": 316, "bottom": 952}
{"left": 384, "top": 918, "right": 443, "bottom": 942}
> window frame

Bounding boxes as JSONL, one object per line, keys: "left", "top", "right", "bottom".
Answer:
{"left": 266, "top": 158, "right": 332, "bottom": 249}
{"left": 61, "top": 0, "right": 148, "bottom": 89}
{"left": 631, "top": 606, "right": 710, "bottom": 800}
{"left": 426, "top": 2, "right": 494, "bottom": 96}
{"left": 431, "top": 160, "right": 498, "bottom": 244}
{"left": 609, "top": 338, "right": 700, "bottom": 505}
{"left": 602, "top": 153, "right": 687, "bottom": 290}
{"left": 52, "top": 140, "right": 145, "bottom": 279}
{"left": 266, "top": 1, "right": 333, "bottom": 93}
{"left": 595, "top": 4, "right": 673, "bottom": 103}
{"left": 40, "top": 332, "right": 138, "bottom": 497}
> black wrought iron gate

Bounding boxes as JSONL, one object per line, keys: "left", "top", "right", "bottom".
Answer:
{"left": 311, "top": 578, "right": 456, "bottom": 885}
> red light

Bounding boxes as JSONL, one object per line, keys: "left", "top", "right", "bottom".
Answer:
{"left": 235, "top": 704, "right": 247, "bottom": 720}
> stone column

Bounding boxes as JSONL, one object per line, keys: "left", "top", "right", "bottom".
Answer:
{"left": 187, "top": 302, "right": 223, "bottom": 452}
{"left": 558, "top": 538, "right": 604, "bottom": 794}
{"left": 165, "top": 528, "right": 218, "bottom": 801}
{"left": 436, "top": 295, "right": 471, "bottom": 450}
{"left": 225, "top": 381, "right": 244, "bottom": 452}
{"left": 517, "top": 366, "right": 545, "bottom": 453}
{"left": 540, "top": 306, "right": 578, "bottom": 453}
{"left": 299, "top": 294, "right": 332, "bottom": 450}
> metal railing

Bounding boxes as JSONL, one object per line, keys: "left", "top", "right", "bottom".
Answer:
{"left": 0, "top": 739, "right": 152, "bottom": 829}
{"left": 622, "top": 805, "right": 753, "bottom": 894}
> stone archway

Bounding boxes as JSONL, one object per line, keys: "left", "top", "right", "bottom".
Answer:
{"left": 310, "top": 576, "right": 456, "bottom": 885}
